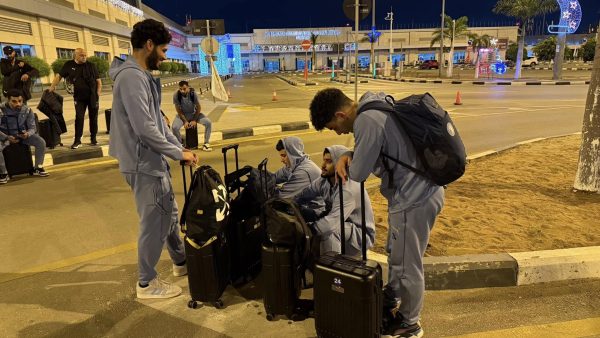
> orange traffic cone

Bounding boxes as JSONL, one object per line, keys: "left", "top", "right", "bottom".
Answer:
{"left": 227, "top": 88, "right": 232, "bottom": 98}
{"left": 272, "top": 90, "right": 278, "bottom": 101}
{"left": 454, "top": 91, "right": 463, "bottom": 105}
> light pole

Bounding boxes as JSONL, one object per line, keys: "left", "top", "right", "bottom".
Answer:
{"left": 385, "top": 9, "right": 393, "bottom": 77}
{"left": 370, "top": 0, "right": 376, "bottom": 76}
{"left": 439, "top": 0, "right": 445, "bottom": 78}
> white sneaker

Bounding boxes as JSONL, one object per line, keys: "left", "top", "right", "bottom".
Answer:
{"left": 136, "top": 277, "right": 182, "bottom": 299}
{"left": 202, "top": 143, "right": 213, "bottom": 152}
{"left": 173, "top": 263, "right": 188, "bottom": 277}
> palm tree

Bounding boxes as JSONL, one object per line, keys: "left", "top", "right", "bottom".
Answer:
{"left": 468, "top": 33, "right": 492, "bottom": 79}
{"left": 431, "top": 15, "right": 470, "bottom": 77}
{"left": 310, "top": 33, "right": 318, "bottom": 72}
{"left": 493, "top": 0, "right": 557, "bottom": 79}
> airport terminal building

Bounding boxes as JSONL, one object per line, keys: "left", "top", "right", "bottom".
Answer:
{"left": 0, "top": 0, "right": 521, "bottom": 78}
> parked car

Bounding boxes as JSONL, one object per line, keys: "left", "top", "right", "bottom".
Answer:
{"left": 522, "top": 56, "right": 538, "bottom": 67}
{"left": 419, "top": 60, "right": 439, "bottom": 70}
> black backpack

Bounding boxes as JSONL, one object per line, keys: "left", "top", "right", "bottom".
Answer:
{"left": 180, "top": 165, "right": 230, "bottom": 246}
{"left": 264, "top": 198, "right": 312, "bottom": 265}
{"left": 357, "top": 93, "right": 466, "bottom": 186}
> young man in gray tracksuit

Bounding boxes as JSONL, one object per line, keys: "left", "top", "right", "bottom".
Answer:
{"left": 108, "top": 19, "right": 197, "bottom": 300}
{"left": 309, "top": 89, "right": 445, "bottom": 338}
{"left": 295, "top": 145, "right": 375, "bottom": 257}
{"left": 273, "top": 136, "right": 325, "bottom": 220}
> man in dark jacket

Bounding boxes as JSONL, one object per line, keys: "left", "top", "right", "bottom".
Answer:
{"left": 49, "top": 48, "right": 102, "bottom": 149}
{"left": 1, "top": 46, "right": 38, "bottom": 103}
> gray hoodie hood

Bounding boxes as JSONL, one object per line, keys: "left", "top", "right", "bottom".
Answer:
{"left": 282, "top": 136, "right": 309, "bottom": 172}
{"left": 324, "top": 145, "right": 350, "bottom": 173}
{"left": 358, "top": 91, "right": 388, "bottom": 110}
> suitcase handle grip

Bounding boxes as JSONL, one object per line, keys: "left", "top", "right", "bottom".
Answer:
{"left": 338, "top": 174, "right": 346, "bottom": 255}
{"left": 221, "top": 144, "right": 239, "bottom": 153}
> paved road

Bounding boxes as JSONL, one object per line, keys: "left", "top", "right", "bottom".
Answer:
{"left": 1, "top": 75, "right": 595, "bottom": 337}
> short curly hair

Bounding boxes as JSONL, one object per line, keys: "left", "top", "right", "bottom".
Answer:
{"left": 309, "top": 88, "right": 353, "bottom": 130}
{"left": 131, "top": 19, "right": 171, "bottom": 49}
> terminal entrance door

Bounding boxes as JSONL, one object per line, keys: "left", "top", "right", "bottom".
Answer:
{"left": 264, "top": 59, "right": 280, "bottom": 72}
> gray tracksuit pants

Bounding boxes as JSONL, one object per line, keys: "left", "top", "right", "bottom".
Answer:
{"left": 0, "top": 135, "right": 46, "bottom": 174}
{"left": 384, "top": 187, "right": 445, "bottom": 325}
{"left": 172, "top": 115, "right": 212, "bottom": 145}
{"left": 319, "top": 221, "right": 371, "bottom": 258}
{"left": 124, "top": 172, "right": 186, "bottom": 284}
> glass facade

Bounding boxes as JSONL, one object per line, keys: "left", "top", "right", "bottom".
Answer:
{"left": 0, "top": 44, "right": 35, "bottom": 57}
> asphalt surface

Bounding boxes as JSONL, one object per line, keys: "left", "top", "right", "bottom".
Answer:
{"left": 1, "top": 74, "right": 597, "bottom": 337}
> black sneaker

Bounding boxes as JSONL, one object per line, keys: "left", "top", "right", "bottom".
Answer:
{"left": 90, "top": 138, "right": 98, "bottom": 146}
{"left": 0, "top": 174, "right": 9, "bottom": 184}
{"left": 383, "top": 321, "right": 423, "bottom": 338}
{"left": 33, "top": 167, "right": 49, "bottom": 177}
{"left": 71, "top": 141, "right": 82, "bottom": 149}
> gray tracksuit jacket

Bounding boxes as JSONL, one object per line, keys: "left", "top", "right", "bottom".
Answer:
{"left": 108, "top": 57, "right": 183, "bottom": 177}
{"left": 348, "top": 92, "right": 442, "bottom": 212}
{"left": 274, "top": 136, "right": 323, "bottom": 199}
{"left": 296, "top": 145, "right": 375, "bottom": 245}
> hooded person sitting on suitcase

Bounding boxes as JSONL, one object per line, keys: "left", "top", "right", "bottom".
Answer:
{"left": 0, "top": 89, "right": 49, "bottom": 184}
{"left": 294, "top": 145, "right": 375, "bottom": 258}
{"left": 274, "top": 136, "right": 324, "bottom": 220}
{"left": 309, "top": 88, "right": 446, "bottom": 338}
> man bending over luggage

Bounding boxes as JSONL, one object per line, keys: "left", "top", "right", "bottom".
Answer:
{"left": 309, "top": 88, "right": 444, "bottom": 338}
{"left": 295, "top": 145, "right": 375, "bottom": 257}
{"left": 0, "top": 89, "right": 49, "bottom": 184}
{"left": 109, "top": 19, "right": 197, "bottom": 299}
{"left": 274, "top": 136, "right": 324, "bottom": 219}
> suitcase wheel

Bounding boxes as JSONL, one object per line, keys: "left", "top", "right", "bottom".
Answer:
{"left": 266, "top": 313, "right": 275, "bottom": 321}
{"left": 213, "top": 299, "right": 224, "bottom": 309}
{"left": 188, "top": 300, "right": 199, "bottom": 309}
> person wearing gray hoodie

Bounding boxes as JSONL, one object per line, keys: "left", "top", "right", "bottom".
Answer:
{"left": 309, "top": 88, "right": 445, "bottom": 338}
{"left": 295, "top": 145, "right": 375, "bottom": 258}
{"left": 274, "top": 137, "right": 324, "bottom": 213}
{"left": 108, "top": 19, "right": 197, "bottom": 300}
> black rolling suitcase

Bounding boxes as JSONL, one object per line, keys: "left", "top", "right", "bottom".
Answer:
{"left": 185, "top": 126, "right": 198, "bottom": 149}
{"left": 222, "top": 144, "right": 266, "bottom": 285}
{"left": 38, "top": 118, "right": 61, "bottom": 148}
{"left": 180, "top": 163, "right": 231, "bottom": 309}
{"left": 314, "top": 180, "right": 383, "bottom": 338}
{"left": 3, "top": 143, "right": 34, "bottom": 177}
{"left": 261, "top": 198, "right": 312, "bottom": 321}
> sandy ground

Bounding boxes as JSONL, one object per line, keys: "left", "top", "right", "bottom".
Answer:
{"left": 370, "top": 134, "right": 600, "bottom": 256}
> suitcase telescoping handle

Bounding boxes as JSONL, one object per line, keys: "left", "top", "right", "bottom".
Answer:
{"left": 222, "top": 144, "right": 240, "bottom": 193}
{"left": 180, "top": 160, "right": 193, "bottom": 197}
{"left": 258, "top": 158, "right": 269, "bottom": 200}
{"left": 338, "top": 174, "right": 368, "bottom": 261}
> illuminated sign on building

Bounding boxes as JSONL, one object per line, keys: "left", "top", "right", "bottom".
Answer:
{"left": 253, "top": 44, "right": 335, "bottom": 53}
{"left": 264, "top": 30, "right": 341, "bottom": 40}
{"left": 169, "top": 30, "right": 186, "bottom": 49}
{"left": 98, "top": 0, "right": 143, "bottom": 17}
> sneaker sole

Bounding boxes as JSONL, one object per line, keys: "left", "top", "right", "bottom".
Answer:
{"left": 136, "top": 290, "right": 182, "bottom": 299}
{"left": 383, "top": 329, "right": 424, "bottom": 338}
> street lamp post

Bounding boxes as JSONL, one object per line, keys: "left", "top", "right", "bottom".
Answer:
{"left": 370, "top": 0, "right": 376, "bottom": 76}
{"left": 439, "top": 0, "right": 445, "bottom": 78}
{"left": 385, "top": 9, "right": 393, "bottom": 77}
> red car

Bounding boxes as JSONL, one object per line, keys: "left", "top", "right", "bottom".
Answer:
{"left": 419, "top": 60, "right": 439, "bottom": 70}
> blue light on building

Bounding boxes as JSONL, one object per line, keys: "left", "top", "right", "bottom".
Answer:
{"left": 197, "top": 40, "right": 242, "bottom": 75}
{"left": 233, "top": 44, "right": 242, "bottom": 74}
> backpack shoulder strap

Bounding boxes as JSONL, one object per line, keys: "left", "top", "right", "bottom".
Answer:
{"left": 357, "top": 97, "right": 431, "bottom": 183}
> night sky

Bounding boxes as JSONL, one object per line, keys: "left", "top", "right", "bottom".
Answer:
{"left": 144, "top": 0, "right": 600, "bottom": 34}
